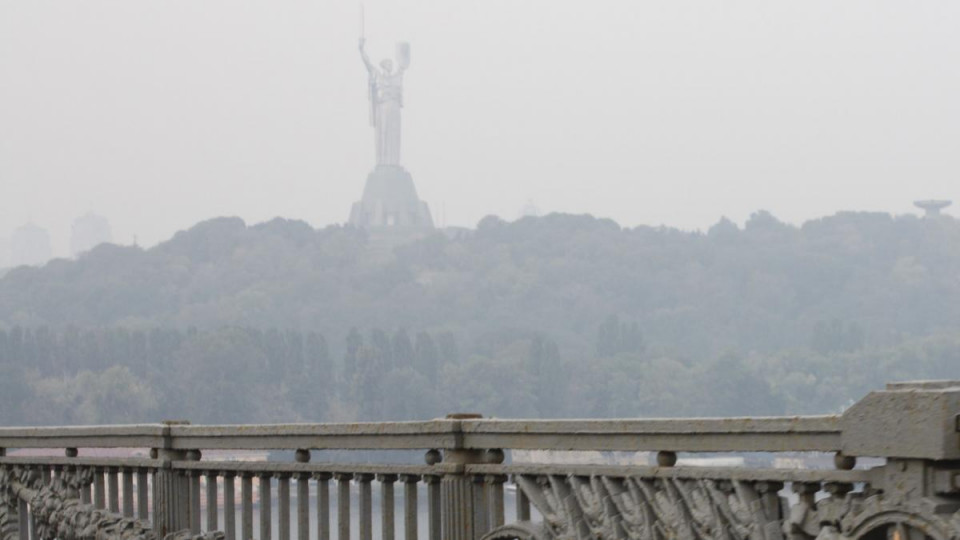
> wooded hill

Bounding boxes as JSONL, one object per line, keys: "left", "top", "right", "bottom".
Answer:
{"left": 0, "top": 211, "right": 958, "bottom": 425}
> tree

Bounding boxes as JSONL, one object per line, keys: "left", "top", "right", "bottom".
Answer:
{"left": 343, "top": 328, "right": 362, "bottom": 383}
{"left": 596, "top": 315, "right": 645, "bottom": 358}
{"left": 290, "top": 331, "right": 334, "bottom": 419}
{"left": 414, "top": 332, "right": 440, "bottom": 387}
{"left": 529, "top": 336, "right": 564, "bottom": 416}
{"left": 437, "top": 332, "right": 460, "bottom": 365}
{"left": 596, "top": 315, "right": 620, "bottom": 357}
{"left": 352, "top": 345, "right": 386, "bottom": 419}
{"left": 696, "top": 355, "right": 784, "bottom": 416}
{"left": 0, "top": 361, "right": 28, "bottom": 424}
{"left": 392, "top": 329, "right": 415, "bottom": 370}
{"left": 164, "top": 328, "right": 267, "bottom": 423}
{"left": 29, "top": 366, "right": 157, "bottom": 425}
{"left": 371, "top": 329, "right": 392, "bottom": 369}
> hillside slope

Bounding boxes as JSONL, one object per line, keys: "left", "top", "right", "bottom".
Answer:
{"left": 2, "top": 211, "right": 959, "bottom": 359}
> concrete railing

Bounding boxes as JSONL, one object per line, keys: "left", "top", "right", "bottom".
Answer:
{"left": 1, "top": 381, "right": 959, "bottom": 540}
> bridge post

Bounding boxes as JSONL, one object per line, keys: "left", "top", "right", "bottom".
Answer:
{"left": 439, "top": 414, "right": 495, "bottom": 540}
{"left": 153, "top": 421, "right": 190, "bottom": 538}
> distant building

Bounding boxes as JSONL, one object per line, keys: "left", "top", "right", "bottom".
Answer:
{"left": 0, "top": 237, "right": 10, "bottom": 268}
{"left": 70, "top": 213, "right": 113, "bottom": 256}
{"left": 10, "top": 222, "right": 52, "bottom": 267}
{"left": 519, "top": 199, "right": 541, "bottom": 218}
{"left": 914, "top": 200, "right": 952, "bottom": 218}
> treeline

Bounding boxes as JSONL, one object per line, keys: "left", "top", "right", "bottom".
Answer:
{"left": 0, "top": 326, "right": 452, "bottom": 425}
{"left": 2, "top": 321, "right": 959, "bottom": 427}
{"left": 0, "top": 322, "right": 635, "bottom": 424}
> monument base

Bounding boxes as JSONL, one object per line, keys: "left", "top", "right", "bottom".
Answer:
{"left": 349, "top": 165, "right": 434, "bottom": 230}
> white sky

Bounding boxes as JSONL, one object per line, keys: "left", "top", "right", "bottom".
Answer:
{"left": 1, "top": 1, "right": 959, "bottom": 255}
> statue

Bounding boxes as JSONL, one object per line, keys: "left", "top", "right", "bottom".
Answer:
{"left": 348, "top": 27, "right": 433, "bottom": 230}
{"left": 359, "top": 38, "right": 409, "bottom": 167}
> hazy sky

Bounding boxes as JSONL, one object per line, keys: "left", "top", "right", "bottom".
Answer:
{"left": 2, "top": 1, "right": 959, "bottom": 255}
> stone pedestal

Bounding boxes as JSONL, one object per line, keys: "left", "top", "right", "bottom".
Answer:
{"left": 349, "top": 165, "right": 433, "bottom": 229}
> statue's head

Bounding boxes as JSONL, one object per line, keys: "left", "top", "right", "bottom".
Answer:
{"left": 380, "top": 59, "right": 394, "bottom": 73}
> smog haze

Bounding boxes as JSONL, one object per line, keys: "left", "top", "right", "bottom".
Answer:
{"left": 2, "top": 1, "right": 958, "bottom": 253}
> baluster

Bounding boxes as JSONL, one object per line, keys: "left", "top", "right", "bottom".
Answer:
{"left": 18, "top": 498, "right": 28, "bottom": 540}
{"left": 241, "top": 473, "right": 254, "bottom": 540}
{"left": 122, "top": 468, "right": 135, "bottom": 517}
{"left": 515, "top": 476, "right": 530, "bottom": 521}
{"left": 178, "top": 471, "right": 190, "bottom": 533}
{"left": 190, "top": 471, "right": 202, "bottom": 533}
{"left": 206, "top": 472, "right": 219, "bottom": 532}
{"left": 53, "top": 465, "right": 62, "bottom": 486}
{"left": 278, "top": 473, "right": 291, "bottom": 540}
{"left": 425, "top": 475, "right": 441, "bottom": 540}
{"left": 357, "top": 474, "right": 373, "bottom": 540}
{"left": 333, "top": 473, "right": 352, "bottom": 540}
{"left": 223, "top": 472, "right": 237, "bottom": 540}
{"left": 400, "top": 475, "right": 418, "bottom": 540}
{"left": 259, "top": 473, "right": 273, "bottom": 540}
{"left": 94, "top": 467, "right": 106, "bottom": 509}
{"left": 315, "top": 473, "right": 331, "bottom": 540}
{"left": 293, "top": 448, "right": 312, "bottom": 540}
{"left": 472, "top": 475, "right": 489, "bottom": 539}
{"left": 82, "top": 479, "right": 93, "bottom": 506}
{"left": 30, "top": 507, "right": 37, "bottom": 540}
{"left": 378, "top": 475, "right": 397, "bottom": 540}
{"left": 151, "top": 464, "right": 158, "bottom": 529}
{"left": 296, "top": 473, "right": 310, "bottom": 540}
{"left": 138, "top": 468, "right": 150, "bottom": 521}
{"left": 108, "top": 467, "right": 121, "bottom": 514}
{"left": 28, "top": 471, "right": 38, "bottom": 540}
{"left": 486, "top": 475, "right": 506, "bottom": 529}
{"left": 157, "top": 468, "right": 167, "bottom": 526}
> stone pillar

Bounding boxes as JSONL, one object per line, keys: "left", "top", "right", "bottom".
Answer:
{"left": 153, "top": 421, "right": 191, "bottom": 538}
{"left": 440, "top": 450, "right": 487, "bottom": 540}
{"left": 153, "top": 448, "right": 188, "bottom": 538}
{"left": 437, "top": 414, "right": 493, "bottom": 540}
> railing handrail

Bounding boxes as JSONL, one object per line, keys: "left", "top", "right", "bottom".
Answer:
{"left": 0, "top": 415, "right": 840, "bottom": 453}
{"left": 0, "top": 424, "right": 166, "bottom": 449}
{"left": 0, "top": 379, "right": 957, "bottom": 460}
{"left": 460, "top": 415, "right": 841, "bottom": 452}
